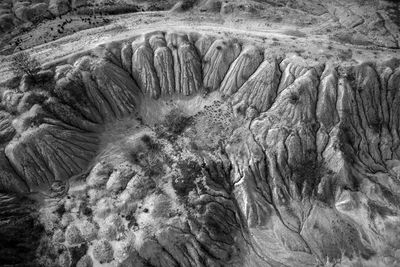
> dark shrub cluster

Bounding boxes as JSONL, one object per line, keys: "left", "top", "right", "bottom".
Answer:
{"left": 141, "top": 134, "right": 161, "bottom": 152}
{"left": 172, "top": 160, "right": 203, "bottom": 198}
{"left": 10, "top": 52, "right": 40, "bottom": 81}
{"left": 163, "top": 109, "right": 193, "bottom": 135}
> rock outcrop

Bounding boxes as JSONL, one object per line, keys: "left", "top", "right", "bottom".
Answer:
{"left": 1, "top": 31, "right": 400, "bottom": 266}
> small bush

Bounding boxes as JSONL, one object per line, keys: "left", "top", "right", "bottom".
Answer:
{"left": 288, "top": 92, "right": 299, "bottom": 104}
{"left": 180, "top": 0, "right": 198, "bottom": 10}
{"left": 172, "top": 160, "right": 203, "bottom": 197}
{"left": 291, "top": 160, "right": 327, "bottom": 197}
{"left": 369, "top": 116, "right": 383, "bottom": 133}
{"left": 54, "top": 203, "right": 66, "bottom": 217}
{"left": 10, "top": 52, "right": 41, "bottom": 81}
{"left": 337, "top": 49, "right": 353, "bottom": 61}
{"left": 143, "top": 158, "right": 164, "bottom": 177}
{"left": 141, "top": 134, "right": 161, "bottom": 151}
{"left": 141, "top": 134, "right": 152, "bottom": 144}
{"left": 163, "top": 109, "right": 192, "bottom": 135}
{"left": 69, "top": 243, "right": 88, "bottom": 267}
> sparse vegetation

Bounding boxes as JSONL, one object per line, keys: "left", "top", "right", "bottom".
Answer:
{"left": 337, "top": 48, "right": 353, "bottom": 61}
{"left": 172, "top": 159, "right": 203, "bottom": 198}
{"left": 294, "top": 49, "right": 305, "bottom": 55}
{"left": 288, "top": 92, "right": 300, "bottom": 104}
{"left": 336, "top": 123, "right": 356, "bottom": 164}
{"left": 77, "top": 5, "right": 140, "bottom": 16}
{"left": 141, "top": 134, "right": 161, "bottom": 152}
{"left": 163, "top": 108, "right": 193, "bottom": 135}
{"left": 180, "top": 0, "right": 198, "bottom": 11}
{"left": 9, "top": 52, "right": 40, "bottom": 81}
{"left": 369, "top": 116, "right": 383, "bottom": 133}
{"left": 292, "top": 159, "right": 327, "bottom": 197}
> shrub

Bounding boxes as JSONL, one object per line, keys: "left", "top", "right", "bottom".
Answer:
{"left": 172, "top": 160, "right": 202, "bottom": 197}
{"left": 9, "top": 52, "right": 41, "bottom": 81}
{"left": 141, "top": 134, "right": 161, "bottom": 151}
{"left": 288, "top": 92, "right": 299, "bottom": 105}
{"left": 92, "top": 239, "right": 114, "bottom": 264}
{"left": 163, "top": 109, "right": 192, "bottom": 135}
{"left": 180, "top": 0, "right": 198, "bottom": 10}
{"left": 69, "top": 243, "right": 89, "bottom": 267}
{"left": 54, "top": 203, "right": 66, "bottom": 217}
{"left": 337, "top": 48, "right": 353, "bottom": 61}
{"left": 336, "top": 124, "right": 356, "bottom": 164}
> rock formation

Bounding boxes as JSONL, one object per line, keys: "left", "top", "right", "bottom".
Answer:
{"left": 1, "top": 30, "right": 400, "bottom": 266}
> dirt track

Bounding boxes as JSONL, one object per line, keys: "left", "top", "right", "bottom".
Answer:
{"left": 1, "top": 10, "right": 399, "bottom": 86}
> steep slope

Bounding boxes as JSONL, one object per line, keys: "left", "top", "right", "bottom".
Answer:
{"left": 1, "top": 31, "right": 400, "bottom": 266}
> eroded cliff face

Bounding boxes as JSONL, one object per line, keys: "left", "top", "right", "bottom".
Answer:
{"left": 1, "top": 31, "right": 400, "bottom": 266}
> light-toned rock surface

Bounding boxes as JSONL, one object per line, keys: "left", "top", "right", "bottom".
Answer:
{"left": 0, "top": 30, "right": 397, "bottom": 266}
{"left": 1, "top": 1, "right": 400, "bottom": 266}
